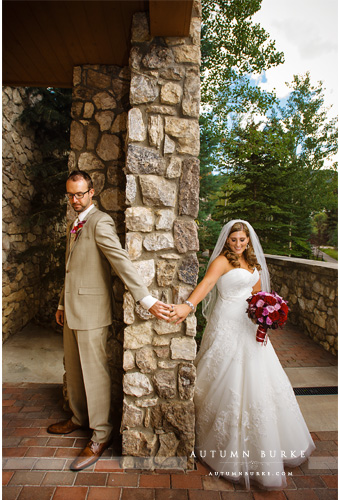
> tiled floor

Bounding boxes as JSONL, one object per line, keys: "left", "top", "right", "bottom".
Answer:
{"left": 3, "top": 324, "right": 338, "bottom": 500}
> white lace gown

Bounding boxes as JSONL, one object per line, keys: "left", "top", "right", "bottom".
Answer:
{"left": 194, "top": 268, "right": 315, "bottom": 489}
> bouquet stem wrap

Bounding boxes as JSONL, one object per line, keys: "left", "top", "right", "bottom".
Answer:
{"left": 256, "top": 325, "right": 268, "bottom": 345}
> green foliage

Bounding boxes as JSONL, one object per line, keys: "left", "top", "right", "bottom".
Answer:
{"left": 199, "top": 0, "right": 285, "bottom": 256}
{"left": 18, "top": 88, "right": 71, "bottom": 287}
{"left": 198, "top": 115, "right": 225, "bottom": 253}
{"left": 199, "top": 1, "right": 337, "bottom": 261}
{"left": 201, "top": 0, "right": 284, "bottom": 118}
{"left": 218, "top": 118, "right": 296, "bottom": 254}
{"left": 195, "top": 253, "right": 210, "bottom": 342}
{"left": 279, "top": 74, "right": 338, "bottom": 255}
{"left": 20, "top": 88, "right": 72, "bottom": 223}
{"left": 213, "top": 74, "right": 338, "bottom": 258}
{"left": 310, "top": 170, "right": 338, "bottom": 247}
{"left": 281, "top": 74, "right": 338, "bottom": 171}
{"left": 311, "top": 212, "right": 329, "bottom": 246}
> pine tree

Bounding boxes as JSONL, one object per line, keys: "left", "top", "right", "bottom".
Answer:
{"left": 219, "top": 117, "right": 295, "bottom": 254}
{"left": 215, "top": 74, "right": 338, "bottom": 257}
{"left": 198, "top": 0, "right": 284, "bottom": 254}
{"left": 279, "top": 73, "right": 338, "bottom": 255}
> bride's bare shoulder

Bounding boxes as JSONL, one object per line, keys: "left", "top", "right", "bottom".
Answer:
{"left": 210, "top": 255, "right": 231, "bottom": 271}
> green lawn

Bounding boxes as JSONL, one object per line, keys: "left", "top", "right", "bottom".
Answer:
{"left": 320, "top": 248, "right": 338, "bottom": 260}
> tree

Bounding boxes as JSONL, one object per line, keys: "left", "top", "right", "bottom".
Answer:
{"left": 215, "top": 74, "right": 337, "bottom": 257}
{"left": 198, "top": 116, "right": 225, "bottom": 253}
{"left": 195, "top": 1, "right": 285, "bottom": 337}
{"left": 198, "top": 0, "right": 284, "bottom": 253}
{"left": 311, "top": 169, "right": 338, "bottom": 247}
{"left": 218, "top": 116, "right": 295, "bottom": 254}
{"left": 311, "top": 212, "right": 329, "bottom": 246}
{"left": 279, "top": 73, "right": 338, "bottom": 255}
{"left": 201, "top": 0, "right": 284, "bottom": 119}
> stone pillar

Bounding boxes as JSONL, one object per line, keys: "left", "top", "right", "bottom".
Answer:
{"left": 121, "top": 4, "right": 201, "bottom": 468}
{"left": 69, "top": 64, "right": 131, "bottom": 431}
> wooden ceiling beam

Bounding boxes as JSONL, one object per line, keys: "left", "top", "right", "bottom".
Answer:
{"left": 149, "top": 0, "right": 193, "bottom": 37}
{"left": 3, "top": 0, "right": 194, "bottom": 88}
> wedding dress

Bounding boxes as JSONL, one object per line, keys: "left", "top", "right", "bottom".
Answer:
{"left": 194, "top": 267, "right": 315, "bottom": 489}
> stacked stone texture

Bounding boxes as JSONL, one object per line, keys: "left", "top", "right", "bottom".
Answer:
{"left": 266, "top": 256, "right": 338, "bottom": 355}
{"left": 2, "top": 87, "right": 46, "bottom": 341}
{"left": 69, "top": 64, "right": 133, "bottom": 431}
{"left": 121, "top": 5, "right": 201, "bottom": 468}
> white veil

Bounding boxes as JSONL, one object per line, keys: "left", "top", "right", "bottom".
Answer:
{"left": 202, "top": 219, "right": 271, "bottom": 321}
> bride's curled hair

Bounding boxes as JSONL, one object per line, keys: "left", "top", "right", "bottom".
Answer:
{"left": 220, "top": 222, "right": 262, "bottom": 271}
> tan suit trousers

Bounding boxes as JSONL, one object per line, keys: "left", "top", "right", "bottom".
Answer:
{"left": 63, "top": 315, "right": 112, "bottom": 443}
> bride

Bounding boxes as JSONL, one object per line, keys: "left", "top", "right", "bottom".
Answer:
{"left": 169, "top": 220, "right": 315, "bottom": 489}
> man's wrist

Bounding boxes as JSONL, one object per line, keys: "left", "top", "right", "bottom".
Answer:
{"left": 58, "top": 305, "right": 64, "bottom": 310}
{"left": 139, "top": 295, "right": 158, "bottom": 310}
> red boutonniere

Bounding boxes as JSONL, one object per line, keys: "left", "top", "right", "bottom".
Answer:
{"left": 71, "top": 220, "right": 86, "bottom": 240}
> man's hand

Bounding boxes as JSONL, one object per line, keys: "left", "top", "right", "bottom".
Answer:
{"left": 149, "top": 301, "right": 171, "bottom": 320}
{"left": 55, "top": 309, "right": 64, "bottom": 326}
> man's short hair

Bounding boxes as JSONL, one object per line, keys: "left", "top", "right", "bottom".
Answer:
{"left": 67, "top": 170, "right": 93, "bottom": 190}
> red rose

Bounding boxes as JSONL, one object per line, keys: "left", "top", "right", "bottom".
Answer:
{"left": 278, "top": 313, "right": 288, "bottom": 325}
{"left": 255, "top": 307, "right": 263, "bottom": 318}
{"left": 281, "top": 303, "right": 288, "bottom": 314}
{"left": 270, "top": 311, "right": 280, "bottom": 321}
{"left": 265, "top": 295, "right": 276, "bottom": 305}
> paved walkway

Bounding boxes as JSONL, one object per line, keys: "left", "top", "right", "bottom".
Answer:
{"left": 269, "top": 324, "right": 337, "bottom": 368}
{"left": 311, "top": 247, "right": 338, "bottom": 263}
{"left": 3, "top": 323, "right": 338, "bottom": 500}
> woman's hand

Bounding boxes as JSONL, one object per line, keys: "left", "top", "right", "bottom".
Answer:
{"left": 168, "top": 303, "right": 192, "bottom": 324}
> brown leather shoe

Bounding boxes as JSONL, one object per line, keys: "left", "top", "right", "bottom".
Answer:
{"left": 70, "top": 440, "right": 110, "bottom": 471}
{"left": 47, "top": 419, "right": 83, "bottom": 435}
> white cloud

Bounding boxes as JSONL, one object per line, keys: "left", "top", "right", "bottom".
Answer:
{"left": 252, "top": 0, "right": 338, "bottom": 118}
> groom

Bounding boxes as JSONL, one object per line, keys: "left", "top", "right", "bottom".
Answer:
{"left": 48, "top": 170, "right": 170, "bottom": 471}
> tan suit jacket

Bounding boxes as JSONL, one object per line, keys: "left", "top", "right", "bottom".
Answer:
{"left": 58, "top": 206, "right": 149, "bottom": 330}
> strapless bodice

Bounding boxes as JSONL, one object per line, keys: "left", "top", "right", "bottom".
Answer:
{"left": 216, "top": 267, "right": 259, "bottom": 300}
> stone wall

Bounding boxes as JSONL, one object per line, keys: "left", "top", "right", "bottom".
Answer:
{"left": 3, "top": 87, "right": 69, "bottom": 341}
{"left": 120, "top": 5, "right": 201, "bottom": 468}
{"left": 266, "top": 255, "right": 338, "bottom": 355}
{"left": 2, "top": 87, "right": 43, "bottom": 342}
{"left": 68, "top": 64, "right": 132, "bottom": 431}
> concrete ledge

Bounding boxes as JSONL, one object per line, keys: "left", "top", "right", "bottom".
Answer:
{"left": 266, "top": 254, "right": 338, "bottom": 277}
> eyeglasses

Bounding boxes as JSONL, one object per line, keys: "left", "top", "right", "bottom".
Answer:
{"left": 65, "top": 190, "right": 90, "bottom": 200}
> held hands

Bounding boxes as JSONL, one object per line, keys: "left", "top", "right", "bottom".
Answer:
{"left": 168, "top": 303, "right": 192, "bottom": 324}
{"left": 149, "top": 300, "right": 172, "bottom": 320}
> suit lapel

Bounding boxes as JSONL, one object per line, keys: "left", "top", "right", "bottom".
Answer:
{"left": 66, "top": 206, "right": 98, "bottom": 265}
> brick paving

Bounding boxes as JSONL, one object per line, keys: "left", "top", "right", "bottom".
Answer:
{"left": 3, "top": 324, "right": 338, "bottom": 500}
{"left": 269, "top": 323, "right": 337, "bottom": 368}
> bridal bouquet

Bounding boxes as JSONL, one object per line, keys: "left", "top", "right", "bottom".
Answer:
{"left": 246, "top": 292, "right": 289, "bottom": 345}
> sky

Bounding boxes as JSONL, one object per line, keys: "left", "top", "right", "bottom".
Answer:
{"left": 252, "top": 0, "right": 338, "bottom": 120}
